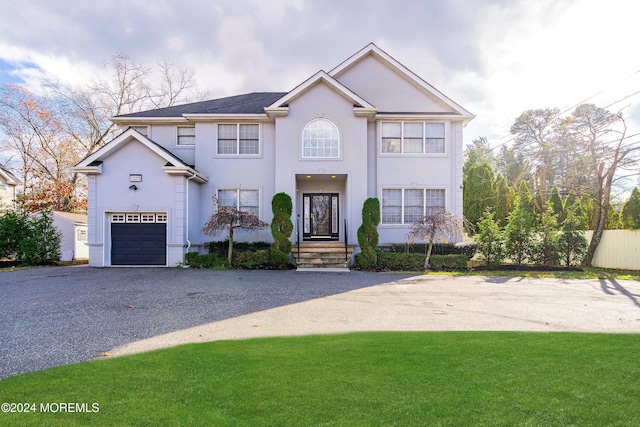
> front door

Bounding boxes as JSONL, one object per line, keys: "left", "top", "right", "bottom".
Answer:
{"left": 303, "top": 193, "right": 339, "bottom": 240}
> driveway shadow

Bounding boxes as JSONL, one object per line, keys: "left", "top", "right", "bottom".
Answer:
{"left": 600, "top": 278, "right": 640, "bottom": 309}
{"left": 0, "top": 267, "right": 416, "bottom": 379}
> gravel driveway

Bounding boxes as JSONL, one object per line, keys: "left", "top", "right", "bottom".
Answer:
{"left": 0, "top": 266, "right": 411, "bottom": 379}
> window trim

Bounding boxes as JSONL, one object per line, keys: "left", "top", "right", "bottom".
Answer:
{"left": 215, "top": 123, "right": 261, "bottom": 157}
{"left": 380, "top": 188, "right": 447, "bottom": 225}
{"left": 216, "top": 188, "right": 261, "bottom": 218}
{"left": 379, "top": 121, "right": 447, "bottom": 156}
{"left": 176, "top": 125, "right": 196, "bottom": 147}
{"left": 301, "top": 118, "right": 341, "bottom": 160}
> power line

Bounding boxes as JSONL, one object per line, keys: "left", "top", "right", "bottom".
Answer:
{"left": 485, "top": 68, "right": 640, "bottom": 153}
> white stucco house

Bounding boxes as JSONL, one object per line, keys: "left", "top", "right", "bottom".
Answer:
{"left": 0, "top": 166, "right": 21, "bottom": 209}
{"left": 74, "top": 43, "right": 474, "bottom": 267}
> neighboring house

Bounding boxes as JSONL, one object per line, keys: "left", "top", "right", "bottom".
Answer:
{"left": 52, "top": 211, "right": 89, "bottom": 261}
{"left": 0, "top": 166, "right": 21, "bottom": 209}
{"left": 75, "top": 43, "right": 474, "bottom": 267}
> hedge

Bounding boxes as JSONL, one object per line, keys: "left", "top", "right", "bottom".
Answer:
{"left": 185, "top": 252, "right": 226, "bottom": 269}
{"left": 378, "top": 242, "right": 477, "bottom": 258}
{"left": 374, "top": 252, "right": 469, "bottom": 271}
{"left": 205, "top": 241, "right": 271, "bottom": 257}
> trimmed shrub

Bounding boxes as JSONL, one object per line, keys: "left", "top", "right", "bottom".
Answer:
{"left": 379, "top": 242, "right": 477, "bottom": 258}
{"left": 430, "top": 254, "right": 469, "bottom": 270}
{"left": 375, "top": 252, "right": 468, "bottom": 271}
{"left": 355, "top": 198, "right": 380, "bottom": 269}
{"left": 185, "top": 252, "right": 226, "bottom": 269}
{"left": 270, "top": 192, "right": 293, "bottom": 269}
{"left": 233, "top": 250, "right": 273, "bottom": 269}
{"left": 206, "top": 241, "right": 271, "bottom": 256}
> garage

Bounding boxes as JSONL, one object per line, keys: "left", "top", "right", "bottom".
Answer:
{"left": 110, "top": 213, "right": 167, "bottom": 265}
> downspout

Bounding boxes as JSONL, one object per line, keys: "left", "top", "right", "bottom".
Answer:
{"left": 184, "top": 171, "right": 198, "bottom": 266}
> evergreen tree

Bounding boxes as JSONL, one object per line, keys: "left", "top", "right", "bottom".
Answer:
{"left": 493, "top": 173, "right": 512, "bottom": 227}
{"left": 464, "top": 163, "right": 496, "bottom": 233}
{"left": 270, "top": 192, "right": 294, "bottom": 269}
{"left": 475, "top": 210, "right": 505, "bottom": 266}
{"left": 549, "top": 187, "right": 565, "bottom": 224}
{"left": 622, "top": 187, "right": 640, "bottom": 229}
{"left": 504, "top": 198, "right": 534, "bottom": 265}
{"left": 605, "top": 206, "right": 622, "bottom": 230}
{"left": 531, "top": 209, "right": 560, "bottom": 266}
{"left": 558, "top": 207, "right": 588, "bottom": 267}
{"left": 355, "top": 198, "right": 380, "bottom": 269}
{"left": 516, "top": 180, "right": 537, "bottom": 227}
{"left": 463, "top": 136, "right": 496, "bottom": 174}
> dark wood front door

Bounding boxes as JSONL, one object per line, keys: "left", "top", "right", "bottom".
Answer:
{"left": 303, "top": 193, "right": 339, "bottom": 240}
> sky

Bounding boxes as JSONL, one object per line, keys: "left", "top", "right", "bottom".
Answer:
{"left": 1, "top": 0, "right": 640, "bottom": 155}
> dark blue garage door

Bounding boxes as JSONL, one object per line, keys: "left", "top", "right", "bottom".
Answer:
{"left": 111, "top": 223, "right": 166, "bottom": 265}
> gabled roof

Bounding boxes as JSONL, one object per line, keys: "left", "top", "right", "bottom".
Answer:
{"left": 113, "top": 92, "right": 287, "bottom": 119}
{"left": 265, "top": 71, "right": 377, "bottom": 118}
{"left": 0, "top": 166, "right": 21, "bottom": 186}
{"left": 330, "top": 42, "right": 474, "bottom": 121}
{"left": 74, "top": 128, "right": 208, "bottom": 183}
{"left": 53, "top": 211, "right": 87, "bottom": 225}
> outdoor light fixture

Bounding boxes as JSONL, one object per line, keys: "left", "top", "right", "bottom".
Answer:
{"left": 129, "top": 185, "right": 138, "bottom": 191}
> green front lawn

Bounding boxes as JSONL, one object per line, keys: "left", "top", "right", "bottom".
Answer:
{"left": 1, "top": 332, "right": 639, "bottom": 426}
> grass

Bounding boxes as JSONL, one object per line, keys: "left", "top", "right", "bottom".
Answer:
{"left": 1, "top": 332, "right": 640, "bottom": 426}
{"left": 453, "top": 266, "right": 640, "bottom": 280}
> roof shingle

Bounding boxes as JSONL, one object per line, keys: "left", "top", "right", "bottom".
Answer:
{"left": 116, "top": 92, "right": 287, "bottom": 118}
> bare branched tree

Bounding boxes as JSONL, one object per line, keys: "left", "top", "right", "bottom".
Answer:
{"left": 567, "top": 104, "right": 640, "bottom": 265}
{"left": 202, "top": 206, "right": 268, "bottom": 266}
{"left": 0, "top": 51, "right": 208, "bottom": 212}
{"left": 407, "top": 208, "right": 463, "bottom": 271}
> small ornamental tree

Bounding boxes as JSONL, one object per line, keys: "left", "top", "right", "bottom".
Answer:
{"left": 504, "top": 198, "right": 534, "bottom": 265}
{"left": 270, "top": 192, "right": 293, "bottom": 269}
{"left": 475, "top": 210, "right": 505, "bottom": 266}
{"left": 202, "top": 204, "right": 268, "bottom": 267}
{"left": 356, "top": 198, "right": 380, "bottom": 269}
{"left": 407, "top": 207, "right": 462, "bottom": 271}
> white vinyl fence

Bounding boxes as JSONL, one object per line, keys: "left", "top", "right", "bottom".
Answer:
{"left": 586, "top": 230, "right": 640, "bottom": 270}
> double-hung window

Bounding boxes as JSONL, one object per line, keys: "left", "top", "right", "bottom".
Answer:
{"left": 217, "top": 124, "right": 259, "bottom": 155}
{"left": 218, "top": 189, "right": 260, "bottom": 217}
{"left": 177, "top": 126, "right": 195, "bottom": 146}
{"left": 381, "top": 188, "right": 445, "bottom": 224}
{"left": 381, "top": 122, "right": 445, "bottom": 154}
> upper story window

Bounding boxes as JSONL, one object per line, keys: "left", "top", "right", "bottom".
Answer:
{"left": 302, "top": 118, "right": 340, "bottom": 159}
{"left": 129, "top": 126, "right": 148, "bottom": 137}
{"left": 381, "top": 122, "right": 445, "bottom": 154}
{"left": 217, "top": 124, "right": 259, "bottom": 155}
{"left": 177, "top": 126, "right": 195, "bottom": 146}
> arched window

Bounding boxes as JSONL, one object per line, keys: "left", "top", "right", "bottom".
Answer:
{"left": 302, "top": 118, "right": 340, "bottom": 158}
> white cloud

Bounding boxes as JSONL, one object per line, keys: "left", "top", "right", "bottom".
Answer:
{"left": 0, "top": 0, "right": 638, "bottom": 149}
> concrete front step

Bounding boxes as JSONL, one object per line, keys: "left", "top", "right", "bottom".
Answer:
{"left": 294, "top": 242, "right": 354, "bottom": 269}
